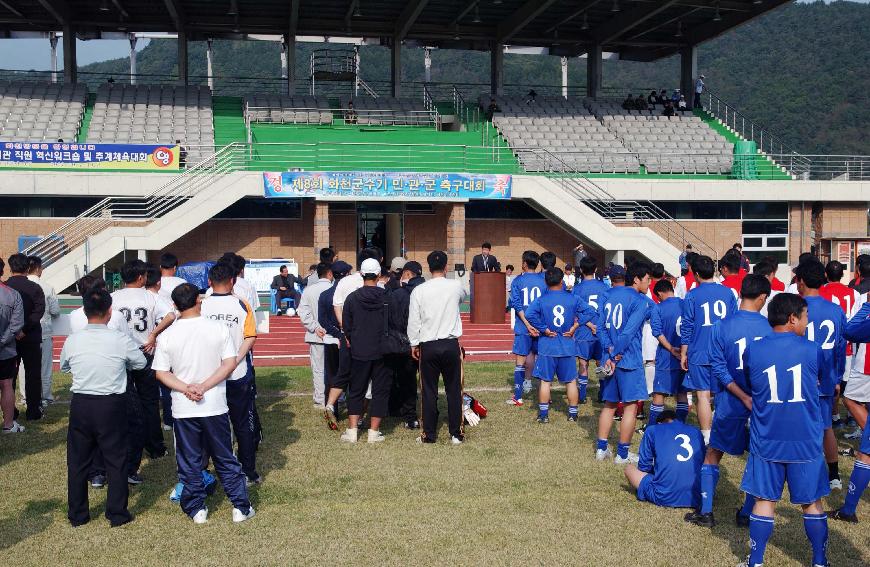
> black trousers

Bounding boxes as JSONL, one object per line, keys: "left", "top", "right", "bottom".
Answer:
{"left": 347, "top": 358, "right": 392, "bottom": 418}
{"left": 386, "top": 353, "right": 418, "bottom": 422}
{"left": 125, "top": 376, "right": 145, "bottom": 475}
{"left": 67, "top": 393, "right": 131, "bottom": 526}
{"left": 226, "top": 371, "right": 259, "bottom": 480}
{"left": 16, "top": 340, "right": 42, "bottom": 419}
{"left": 275, "top": 289, "right": 300, "bottom": 310}
{"left": 419, "top": 338, "right": 463, "bottom": 441}
{"left": 323, "top": 343, "right": 340, "bottom": 392}
{"left": 332, "top": 339, "right": 353, "bottom": 390}
{"left": 131, "top": 354, "right": 166, "bottom": 457}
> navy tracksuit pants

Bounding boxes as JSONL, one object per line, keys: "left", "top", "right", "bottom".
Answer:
{"left": 226, "top": 370, "right": 259, "bottom": 480}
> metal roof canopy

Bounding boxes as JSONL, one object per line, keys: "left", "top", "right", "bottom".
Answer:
{"left": 0, "top": 0, "right": 792, "bottom": 61}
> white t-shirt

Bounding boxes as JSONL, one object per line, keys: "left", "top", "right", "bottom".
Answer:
{"left": 159, "top": 276, "right": 187, "bottom": 304}
{"left": 70, "top": 307, "right": 130, "bottom": 335}
{"left": 110, "top": 287, "right": 161, "bottom": 346}
{"left": 333, "top": 272, "right": 363, "bottom": 308}
{"left": 148, "top": 290, "right": 175, "bottom": 325}
{"left": 151, "top": 316, "right": 236, "bottom": 419}
{"left": 201, "top": 293, "right": 256, "bottom": 380}
{"left": 235, "top": 276, "right": 260, "bottom": 310}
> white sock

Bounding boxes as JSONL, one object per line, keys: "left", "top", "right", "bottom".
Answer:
{"left": 701, "top": 429, "right": 711, "bottom": 445}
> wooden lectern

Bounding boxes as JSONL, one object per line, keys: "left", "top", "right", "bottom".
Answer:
{"left": 471, "top": 271, "right": 506, "bottom": 324}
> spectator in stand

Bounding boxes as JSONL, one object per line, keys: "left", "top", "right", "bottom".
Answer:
{"left": 635, "top": 95, "right": 649, "bottom": 113}
{"left": 662, "top": 101, "right": 676, "bottom": 117}
{"left": 679, "top": 244, "right": 693, "bottom": 274}
{"left": 622, "top": 94, "right": 636, "bottom": 110}
{"left": 647, "top": 90, "right": 658, "bottom": 108}
{"left": 485, "top": 98, "right": 501, "bottom": 121}
{"left": 526, "top": 89, "right": 537, "bottom": 104}
{"left": 658, "top": 89, "right": 668, "bottom": 106}
{"left": 344, "top": 101, "right": 358, "bottom": 125}
{"left": 677, "top": 95, "right": 689, "bottom": 113}
{"left": 732, "top": 243, "right": 750, "bottom": 272}
{"left": 694, "top": 75, "right": 705, "bottom": 109}
{"left": 672, "top": 89, "right": 681, "bottom": 104}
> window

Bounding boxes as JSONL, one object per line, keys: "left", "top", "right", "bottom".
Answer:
{"left": 0, "top": 197, "right": 101, "bottom": 217}
{"left": 465, "top": 200, "right": 544, "bottom": 220}
{"left": 215, "top": 198, "right": 302, "bottom": 219}
{"left": 652, "top": 202, "right": 741, "bottom": 220}
{"left": 741, "top": 202, "right": 789, "bottom": 220}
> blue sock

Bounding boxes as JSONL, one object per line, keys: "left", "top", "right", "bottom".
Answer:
{"left": 617, "top": 442, "right": 630, "bottom": 460}
{"left": 740, "top": 493, "right": 756, "bottom": 518}
{"left": 568, "top": 405, "right": 578, "bottom": 418}
{"left": 596, "top": 438, "right": 608, "bottom": 452}
{"left": 842, "top": 460, "right": 870, "bottom": 515}
{"left": 676, "top": 402, "right": 689, "bottom": 423}
{"left": 538, "top": 402, "right": 549, "bottom": 418}
{"left": 700, "top": 464, "right": 720, "bottom": 514}
{"left": 802, "top": 513, "right": 828, "bottom": 566}
{"left": 578, "top": 376, "right": 588, "bottom": 401}
{"left": 513, "top": 365, "right": 525, "bottom": 400}
{"left": 648, "top": 403, "right": 664, "bottom": 425}
{"left": 748, "top": 514, "right": 774, "bottom": 567}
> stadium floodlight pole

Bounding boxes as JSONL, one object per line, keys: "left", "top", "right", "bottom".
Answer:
{"left": 424, "top": 47, "right": 431, "bottom": 83}
{"left": 49, "top": 32, "right": 58, "bottom": 84}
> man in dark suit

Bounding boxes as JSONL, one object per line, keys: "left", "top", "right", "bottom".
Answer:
{"left": 471, "top": 243, "right": 499, "bottom": 274}
{"left": 270, "top": 265, "right": 300, "bottom": 315}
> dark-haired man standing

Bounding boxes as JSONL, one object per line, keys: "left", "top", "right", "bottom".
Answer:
{"left": 5, "top": 253, "right": 45, "bottom": 420}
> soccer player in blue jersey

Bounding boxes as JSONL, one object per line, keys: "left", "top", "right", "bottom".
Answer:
{"left": 624, "top": 410, "right": 705, "bottom": 509}
{"left": 830, "top": 299, "right": 870, "bottom": 523}
{"left": 573, "top": 256, "right": 608, "bottom": 403}
{"left": 680, "top": 255, "right": 738, "bottom": 444}
{"left": 648, "top": 279, "right": 688, "bottom": 426}
{"left": 526, "top": 268, "right": 596, "bottom": 423}
{"left": 738, "top": 293, "right": 830, "bottom": 567}
{"left": 507, "top": 251, "right": 546, "bottom": 407}
{"left": 795, "top": 260, "right": 848, "bottom": 492}
{"left": 596, "top": 261, "right": 652, "bottom": 464}
{"left": 685, "top": 274, "right": 771, "bottom": 528}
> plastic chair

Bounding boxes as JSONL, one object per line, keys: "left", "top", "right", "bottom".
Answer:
{"left": 270, "top": 289, "right": 294, "bottom": 315}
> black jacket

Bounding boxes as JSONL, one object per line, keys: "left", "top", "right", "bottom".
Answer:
{"left": 343, "top": 285, "right": 387, "bottom": 361}
{"left": 318, "top": 285, "right": 342, "bottom": 340}
{"left": 5, "top": 275, "right": 45, "bottom": 344}
{"left": 471, "top": 253, "right": 499, "bottom": 273}
{"left": 387, "top": 276, "right": 425, "bottom": 338}
{"left": 271, "top": 273, "right": 297, "bottom": 291}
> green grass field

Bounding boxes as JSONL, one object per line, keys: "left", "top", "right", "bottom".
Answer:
{"left": 1, "top": 363, "right": 867, "bottom": 566}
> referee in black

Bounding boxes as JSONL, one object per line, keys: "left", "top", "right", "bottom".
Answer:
{"left": 407, "top": 251, "right": 467, "bottom": 444}
{"left": 60, "top": 288, "right": 146, "bottom": 527}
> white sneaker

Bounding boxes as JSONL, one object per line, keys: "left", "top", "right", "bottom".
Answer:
{"left": 450, "top": 436, "right": 464, "bottom": 445}
{"left": 844, "top": 428, "right": 863, "bottom": 440}
{"left": 505, "top": 397, "right": 524, "bottom": 406}
{"left": 232, "top": 506, "right": 256, "bottom": 523}
{"left": 367, "top": 430, "right": 385, "bottom": 443}
{"left": 614, "top": 452, "right": 640, "bottom": 465}
{"left": 2, "top": 421, "right": 25, "bottom": 434}
{"left": 162, "top": 424, "right": 172, "bottom": 431}
{"left": 340, "top": 428, "right": 358, "bottom": 443}
{"left": 522, "top": 379, "right": 533, "bottom": 394}
{"left": 830, "top": 478, "right": 843, "bottom": 490}
{"left": 192, "top": 508, "right": 208, "bottom": 524}
{"left": 595, "top": 447, "right": 612, "bottom": 461}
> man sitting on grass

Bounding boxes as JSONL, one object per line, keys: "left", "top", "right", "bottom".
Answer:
{"left": 624, "top": 410, "right": 704, "bottom": 509}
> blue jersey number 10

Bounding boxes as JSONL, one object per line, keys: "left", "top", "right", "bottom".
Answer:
{"left": 522, "top": 287, "right": 541, "bottom": 307}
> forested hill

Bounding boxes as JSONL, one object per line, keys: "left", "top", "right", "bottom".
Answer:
{"left": 80, "top": 0, "right": 869, "bottom": 155}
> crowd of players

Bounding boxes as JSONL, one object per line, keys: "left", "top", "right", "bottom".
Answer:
{"left": 505, "top": 248, "right": 870, "bottom": 567}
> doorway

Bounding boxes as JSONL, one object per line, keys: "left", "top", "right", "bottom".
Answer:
{"left": 356, "top": 202, "right": 404, "bottom": 260}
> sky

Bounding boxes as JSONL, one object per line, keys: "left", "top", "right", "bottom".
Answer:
{"left": 0, "top": 0, "right": 866, "bottom": 71}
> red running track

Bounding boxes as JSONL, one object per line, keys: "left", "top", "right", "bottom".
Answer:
{"left": 52, "top": 312, "right": 514, "bottom": 368}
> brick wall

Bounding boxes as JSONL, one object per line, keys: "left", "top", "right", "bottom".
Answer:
{"left": 613, "top": 220, "right": 743, "bottom": 261}
{"left": 464, "top": 219, "right": 587, "bottom": 270}
{"left": 789, "top": 202, "right": 813, "bottom": 261}
{"left": 0, "top": 218, "right": 67, "bottom": 259}
{"left": 820, "top": 203, "right": 868, "bottom": 239}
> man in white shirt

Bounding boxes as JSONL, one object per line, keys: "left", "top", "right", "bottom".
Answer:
{"left": 153, "top": 282, "right": 254, "bottom": 524}
{"left": 70, "top": 276, "right": 129, "bottom": 335}
{"left": 408, "top": 250, "right": 467, "bottom": 444}
{"left": 297, "top": 263, "right": 333, "bottom": 408}
{"left": 112, "top": 260, "right": 175, "bottom": 479}
{"left": 201, "top": 262, "right": 260, "bottom": 484}
{"left": 694, "top": 74, "right": 705, "bottom": 109}
{"left": 61, "top": 287, "right": 145, "bottom": 527}
{"left": 158, "top": 252, "right": 187, "bottom": 304}
{"left": 146, "top": 266, "right": 177, "bottom": 431}
{"left": 26, "top": 256, "right": 60, "bottom": 404}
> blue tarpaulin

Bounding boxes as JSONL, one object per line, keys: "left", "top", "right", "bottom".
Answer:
{"left": 176, "top": 261, "right": 215, "bottom": 291}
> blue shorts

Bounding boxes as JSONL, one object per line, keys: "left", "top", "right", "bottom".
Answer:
{"left": 709, "top": 414, "right": 749, "bottom": 456}
{"left": 575, "top": 339, "right": 602, "bottom": 361}
{"left": 819, "top": 396, "right": 833, "bottom": 429}
{"left": 601, "top": 366, "right": 648, "bottom": 403}
{"left": 533, "top": 356, "right": 577, "bottom": 384}
{"left": 512, "top": 334, "right": 538, "bottom": 357}
{"left": 740, "top": 453, "right": 830, "bottom": 505}
{"left": 636, "top": 474, "right": 695, "bottom": 509}
{"left": 683, "top": 363, "right": 712, "bottom": 392}
{"left": 861, "top": 422, "right": 870, "bottom": 455}
{"left": 652, "top": 368, "right": 686, "bottom": 396}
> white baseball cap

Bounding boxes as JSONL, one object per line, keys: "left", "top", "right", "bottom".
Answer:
{"left": 360, "top": 258, "right": 381, "bottom": 276}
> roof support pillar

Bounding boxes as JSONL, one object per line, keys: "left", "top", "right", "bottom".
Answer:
{"left": 424, "top": 47, "right": 431, "bottom": 83}
{"left": 129, "top": 35, "right": 138, "bottom": 85}
{"left": 490, "top": 43, "right": 504, "bottom": 96}
{"left": 586, "top": 43, "right": 602, "bottom": 99}
{"left": 561, "top": 56, "right": 568, "bottom": 99}
{"left": 49, "top": 33, "right": 58, "bottom": 84}
{"left": 285, "top": 35, "right": 296, "bottom": 95}
{"left": 177, "top": 29, "right": 188, "bottom": 85}
{"left": 62, "top": 25, "right": 76, "bottom": 84}
{"left": 206, "top": 39, "right": 214, "bottom": 90}
{"left": 680, "top": 44, "right": 697, "bottom": 105}
{"left": 391, "top": 38, "right": 402, "bottom": 98}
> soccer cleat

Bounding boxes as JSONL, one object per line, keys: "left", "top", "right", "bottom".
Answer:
{"left": 831, "top": 418, "right": 844, "bottom": 430}
{"left": 827, "top": 509, "right": 858, "bottom": 523}
{"left": 567, "top": 415, "right": 578, "bottom": 422}
{"left": 505, "top": 397, "right": 524, "bottom": 406}
{"left": 450, "top": 435, "right": 464, "bottom": 445}
{"left": 736, "top": 557, "right": 752, "bottom": 567}
{"left": 614, "top": 452, "right": 639, "bottom": 465}
{"left": 324, "top": 405, "right": 338, "bottom": 431}
{"left": 416, "top": 435, "right": 436, "bottom": 444}
{"left": 535, "top": 415, "right": 549, "bottom": 424}
{"left": 232, "top": 506, "right": 256, "bottom": 523}
{"left": 403, "top": 419, "right": 420, "bottom": 430}
{"left": 192, "top": 508, "right": 208, "bottom": 524}
{"left": 169, "top": 482, "right": 184, "bottom": 503}
{"left": 613, "top": 414, "right": 622, "bottom": 422}
{"left": 367, "top": 430, "right": 385, "bottom": 443}
{"left": 735, "top": 509, "right": 751, "bottom": 527}
{"left": 844, "top": 427, "right": 863, "bottom": 440}
{"left": 595, "top": 448, "right": 612, "bottom": 461}
{"left": 90, "top": 474, "right": 106, "bottom": 489}
{"left": 684, "top": 510, "right": 715, "bottom": 527}
{"left": 340, "top": 428, "right": 358, "bottom": 443}
{"left": 635, "top": 423, "right": 647, "bottom": 435}
{"left": 2, "top": 421, "right": 24, "bottom": 434}
{"left": 127, "top": 473, "right": 144, "bottom": 485}
{"left": 830, "top": 478, "right": 843, "bottom": 490}
{"left": 522, "top": 379, "right": 533, "bottom": 395}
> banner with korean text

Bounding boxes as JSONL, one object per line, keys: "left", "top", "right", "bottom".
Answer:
{"left": 263, "top": 171, "right": 512, "bottom": 200}
{"left": 0, "top": 141, "right": 180, "bottom": 170}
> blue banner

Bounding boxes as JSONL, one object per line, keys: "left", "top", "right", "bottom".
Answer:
{"left": 0, "top": 141, "right": 180, "bottom": 170}
{"left": 263, "top": 171, "right": 511, "bottom": 200}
